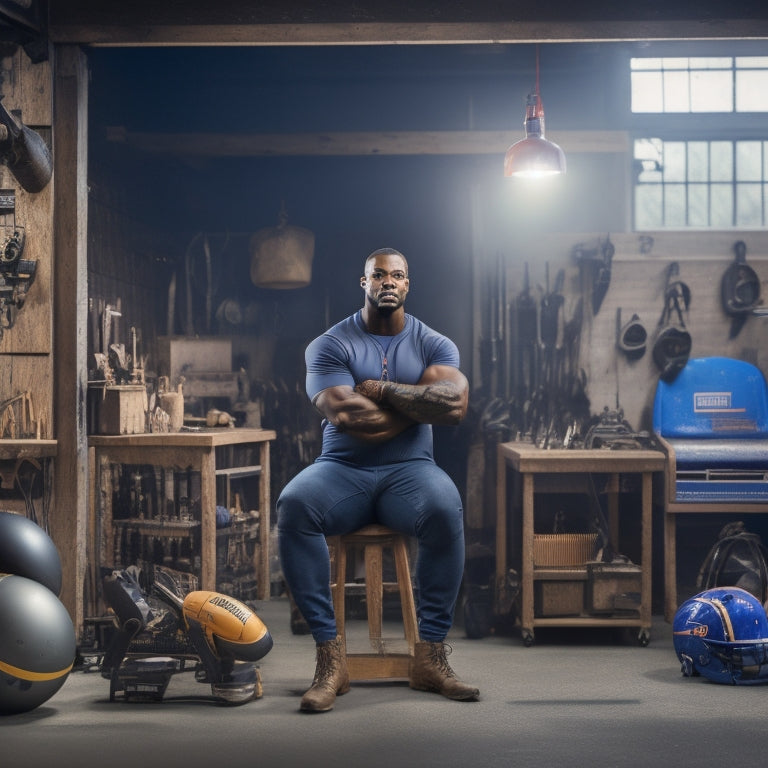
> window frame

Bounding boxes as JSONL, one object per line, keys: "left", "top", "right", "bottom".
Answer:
{"left": 626, "top": 42, "right": 768, "bottom": 231}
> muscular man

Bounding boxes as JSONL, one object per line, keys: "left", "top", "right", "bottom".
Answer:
{"left": 277, "top": 247, "right": 479, "bottom": 713}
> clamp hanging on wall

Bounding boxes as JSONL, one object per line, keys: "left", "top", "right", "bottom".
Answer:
{"left": 0, "top": 189, "right": 36, "bottom": 341}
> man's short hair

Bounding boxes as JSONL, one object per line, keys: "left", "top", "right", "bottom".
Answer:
{"left": 365, "top": 248, "right": 408, "bottom": 274}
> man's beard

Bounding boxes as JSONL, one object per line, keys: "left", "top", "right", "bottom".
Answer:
{"left": 370, "top": 294, "right": 402, "bottom": 314}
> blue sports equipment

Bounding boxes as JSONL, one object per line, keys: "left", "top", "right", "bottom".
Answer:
{"left": 673, "top": 586, "right": 768, "bottom": 684}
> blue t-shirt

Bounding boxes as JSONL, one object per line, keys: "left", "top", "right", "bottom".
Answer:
{"left": 305, "top": 310, "right": 460, "bottom": 466}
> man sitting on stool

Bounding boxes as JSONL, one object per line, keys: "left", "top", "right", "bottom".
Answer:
{"left": 278, "top": 247, "right": 479, "bottom": 713}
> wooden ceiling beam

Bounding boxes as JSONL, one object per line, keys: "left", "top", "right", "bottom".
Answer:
{"left": 49, "top": 20, "right": 768, "bottom": 47}
{"left": 105, "top": 128, "right": 629, "bottom": 157}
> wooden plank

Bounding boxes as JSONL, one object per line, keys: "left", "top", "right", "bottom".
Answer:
{"left": 346, "top": 654, "right": 411, "bottom": 680}
{"left": 88, "top": 427, "right": 276, "bottom": 448}
{"left": 214, "top": 464, "right": 262, "bottom": 478}
{"left": 499, "top": 442, "right": 666, "bottom": 473}
{"left": 0, "top": 49, "right": 53, "bottom": 358}
{"left": 106, "top": 128, "right": 629, "bottom": 158}
{"left": 532, "top": 616, "right": 644, "bottom": 627}
{"left": 258, "top": 440, "right": 271, "bottom": 600}
{"left": 47, "top": 19, "right": 768, "bottom": 47}
{"left": 0, "top": 438, "right": 56, "bottom": 459}
{"left": 52, "top": 45, "right": 89, "bottom": 636}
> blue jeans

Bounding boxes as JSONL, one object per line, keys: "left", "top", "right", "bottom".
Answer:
{"left": 277, "top": 458, "right": 465, "bottom": 644}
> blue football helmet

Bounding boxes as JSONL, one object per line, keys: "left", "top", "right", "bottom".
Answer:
{"left": 673, "top": 587, "right": 768, "bottom": 685}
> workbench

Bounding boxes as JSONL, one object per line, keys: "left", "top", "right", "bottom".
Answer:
{"left": 88, "top": 428, "right": 275, "bottom": 616}
{"left": 656, "top": 434, "right": 768, "bottom": 622}
{"left": 496, "top": 441, "right": 665, "bottom": 646}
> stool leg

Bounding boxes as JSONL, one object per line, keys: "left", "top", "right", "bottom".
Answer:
{"left": 365, "top": 542, "right": 384, "bottom": 652}
{"left": 392, "top": 537, "right": 419, "bottom": 653}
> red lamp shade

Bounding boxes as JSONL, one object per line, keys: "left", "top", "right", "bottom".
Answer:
{"left": 504, "top": 90, "right": 566, "bottom": 178}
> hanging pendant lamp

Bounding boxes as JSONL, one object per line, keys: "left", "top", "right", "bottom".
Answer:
{"left": 504, "top": 48, "right": 566, "bottom": 179}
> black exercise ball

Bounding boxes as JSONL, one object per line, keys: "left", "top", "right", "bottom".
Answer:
{"left": 0, "top": 511, "right": 62, "bottom": 595}
{"left": 0, "top": 574, "right": 76, "bottom": 715}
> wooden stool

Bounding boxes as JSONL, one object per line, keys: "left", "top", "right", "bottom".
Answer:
{"left": 327, "top": 524, "right": 419, "bottom": 681}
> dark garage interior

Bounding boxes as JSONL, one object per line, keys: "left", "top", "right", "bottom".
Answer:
{"left": 2, "top": 2, "right": 768, "bottom": 765}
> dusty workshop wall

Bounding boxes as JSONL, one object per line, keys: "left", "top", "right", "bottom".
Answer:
{"left": 86, "top": 157, "right": 181, "bottom": 412}
{"left": 0, "top": 48, "right": 53, "bottom": 437}
{"left": 87, "top": 187, "right": 165, "bottom": 355}
{"left": 497, "top": 230, "right": 768, "bottom": 439}
{"left": 578, "top": 231, "right": 768, "bottom": 432}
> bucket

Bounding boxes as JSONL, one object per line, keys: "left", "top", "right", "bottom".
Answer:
{"left": 250, "top": 209, "right": 314, "bottom": 289}
{"left": 158, "top": 376, "right": 184, "bottom": 432}
{"left": 159, "top": 392, "right": 184, "bottom": 432}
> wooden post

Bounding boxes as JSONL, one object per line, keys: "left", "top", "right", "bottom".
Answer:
{"left": 52, "top": 45, "right": 89, "bottom": 636}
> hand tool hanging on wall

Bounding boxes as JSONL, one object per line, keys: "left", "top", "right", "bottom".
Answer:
{"left": 559, "top": 296, "right": 591, "bottom": 446}
{"left": 539, "top": 265, "right": 565, "bottom": 386}
{"left": 571, "top": 235, "right": 614, "bottom": 316}
{"left": 0, "top": 99, "right": 52, "bottom": 193}
{"left": 591, "top": 235, "right": 614, "bottom": 316}
{"left": 561, "top": 295, "right": 583, "bottom": 391}
{"left": 0, "top": 224, "right": 36, "bottom": 341}
{"left": 512, "top": 262, "right": 538, "bottom": 436}
{"left": 652, "top": 261, "right": 692, "bottom": 382}
{"left": 468, "top": 251, "right": 511, "bottom": 533}
{"left": 721, "top": 240, "right": 761, "bottom": 339}
{"left": 480, "top": 253, "right": 503, "bottom": 399}
{"left": 536, "top": 264, "right": 566, "bottom": 446}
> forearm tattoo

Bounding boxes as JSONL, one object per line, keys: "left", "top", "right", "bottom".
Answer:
{"left": 380, "top": 379, "right": 462, "bottom": 422}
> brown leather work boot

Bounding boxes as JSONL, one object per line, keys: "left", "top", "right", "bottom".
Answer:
{"left": 409, "top": 641, "right": 480, "bottom": 701}
{"left": 299, "top": 635, "right": 350, "bottom": 713}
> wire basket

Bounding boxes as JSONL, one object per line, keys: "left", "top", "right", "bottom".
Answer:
{"left": 533, "top": 533, "right": 598, "bottom": 567}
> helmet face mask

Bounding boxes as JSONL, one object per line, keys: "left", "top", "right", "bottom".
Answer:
{"left": 673, "top": 587, "right": 768, "bottom": 685}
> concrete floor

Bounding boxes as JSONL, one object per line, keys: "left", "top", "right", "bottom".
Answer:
{"left": 3, "top": 595, "right": 768, "bottom": 768}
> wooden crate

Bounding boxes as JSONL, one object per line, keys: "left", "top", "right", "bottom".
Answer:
{"left": 534, "top": 568, "right": 587, "bottom": 617}
{"left": 586, "top": 561, "right": 642, "bottom": 614}
{"left": 97, "top": 385, "right": 146, "bottom": 435}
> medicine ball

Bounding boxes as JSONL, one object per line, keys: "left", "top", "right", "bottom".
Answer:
{"left": 0, "top": 511, "right": 62, "bottom": 595}
{"left": 0, "top": 574, "right": 76, "bottom": 715}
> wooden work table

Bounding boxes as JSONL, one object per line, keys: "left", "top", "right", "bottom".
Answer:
{"left": 496, "top": 441, "right": 665, "bottom": 646}
{"left": 88, "top": 428, "right": 276, "bottom": 616}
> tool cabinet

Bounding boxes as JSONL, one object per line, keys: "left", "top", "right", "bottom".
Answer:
{"left": 88, "top": 428, "right": 275, "bottom": 618}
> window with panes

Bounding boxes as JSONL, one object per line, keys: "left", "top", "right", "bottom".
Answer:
{"left": 631, "top": 56, "right": 768, "bottom": 229}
